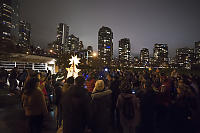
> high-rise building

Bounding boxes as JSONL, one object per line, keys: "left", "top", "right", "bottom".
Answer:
{"left": 140, "top": 48, "right": 149, "bottom": 66}
{"left": 0, "top": 0, "right": 20, "bottom": 41}
{"left": 119, "top": 38, "right": 131, "bottom": 66}
{"left": 78, "top": 49, "right": 88, "bottom": 65}
{"left": 87, "top": 46, "right": 93, "bottom": 56}
{"left": 12, "top": 0, "right": 20, "bottom": 42}
{"left": 47, "top": 40, "right": 59, "bottom": 57}
{"left": 98, "top": 26, "right": 113, "bottom": 66}
{"left": 195, "top": 41, "right": 200, "bottom": 64}
{"left": 78, "top": 41, "right": 84, "bottom": 51}
{"left": 87, "top": 46, "right": 93, "bottom": 64}
{"left": 112, "top": 57, "right": 119, "bottom": 67}
{"left": 153, "top": 43, "right": 168, "bottom": 67}
{"left": 68, "top": 34, "right": 79, "bottom": 52}
{"left": 168, "top": 57, "right": 176, "bottom": 68}
{"left": 18, "top": 21, "right": 31, "bottom": 49}
{"left": 133, "top": 57, "right": 140, "bottom": 67}
{"left": 149, "top": 57, "right": 154, "bottom": 66}
{"left": 176, "top": 47, "right": 195, "bottom": 68}
{"left": 0, "top": 1, "right": 13, "bottom": 40}
{"left": 56, "top": 23, "right": 69, "bottom": 53}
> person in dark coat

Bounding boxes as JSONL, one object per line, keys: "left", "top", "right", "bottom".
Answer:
{"left": 54, "top": 77, "right": 65, "bottom": 129}
{"left": 9, "top": 67, "right": 18, "bottom": 92}
{"left": 62, "top": 76, "right": 92, "bottom": 133}
{"left": 55, "top": 76, "right": 74, "bottom": 129}
{"left": 18, "top": 69, "right": 28, "bottom": 89}
{"left": 117, "top": 80, "right": 140, "bottom": 133}
{"left": 110, "top": 75, "right": 121, "bottom": 127}
{"left": 91, "top": 80, "right": 112, "bottom": 133}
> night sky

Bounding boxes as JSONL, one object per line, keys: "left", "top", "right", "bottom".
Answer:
{"left": 21, "top": 0, "right": 200, "bottom": 56}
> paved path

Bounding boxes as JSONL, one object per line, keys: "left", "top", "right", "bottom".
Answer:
{"left": 0, "top": 88, "right": 57, "bottom": 133}
{"left": 0, "top": 88, "right": 121, "bottom": 133}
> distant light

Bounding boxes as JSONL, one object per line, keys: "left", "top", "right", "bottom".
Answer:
{"left": 105, "top": 68, "right": 108, "bottom": 72}
{"left": 85, "top": 74, "right": 89, "bottom": 79}
{"left": 132, "top": 90, "right": 135, "bottom": 94}
{"left": 106, "top": 46, "right": 111, "bottom": 49}
{"left": 93, "top": 52, "right": 97, "bottom": 57}
{"left": 48, "top": 59, "right": 56, "bottom": 64}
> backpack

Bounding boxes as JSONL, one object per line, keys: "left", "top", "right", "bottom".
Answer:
{"left": 122, "top": 95, "right": 135, "bottom": 120}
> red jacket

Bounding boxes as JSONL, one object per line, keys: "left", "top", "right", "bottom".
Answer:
{"left": 86, "top": 79, "right": 95, "bottom": 93}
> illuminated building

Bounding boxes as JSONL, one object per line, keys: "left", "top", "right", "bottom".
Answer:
{"left": 176, "top": 47, "right": 195, "bottom": 69}
{"left": 87, "top": 46, "right": 93, "bottom": 58}
{"left": 140, "top": 48, "right": 149, "bottom": 66}
{"left": 0, "top": 0, "right": 20, "bottom": 41}
{"left": 78, "top": 41, "right": 84, "bottom": 51}
{"left": 0, "top": 0, "right": 14, "bottom": 40}
{"left": 133, "top": 57, "right": 140, "bottom": 67}
{"left": 153, "top": 43, "right": 168, "bottom": 67}
{"left": 98, "top": 26, "right": 113, "bottom": 66}
{"left": 195, "top": 41, "right": 200, "bottom": 64}
{"left": 149, "top": 57, "right": 154, "bottom": 66}
{"left": 18, "top": 21, "right": 31, "bottom": 49}
{"left": 68, "top": 34, "right": 79, "bottom": 52}
{"left": 12, "top": 0, "right": 20, "bottom": 42}
{"left": 168, "top": 57, "right": 176, "bottom": 68}
{"left": 56, "top": 23, "right": 69, "bottom": 53}
{"left": 119, "top": 38, "right": 131, "bottom": 66}
{"left": 87, "top": 46, "right": 93, "bottom": 64}
{"left": 87, "top": 46, "right": 93, "bottom": 55}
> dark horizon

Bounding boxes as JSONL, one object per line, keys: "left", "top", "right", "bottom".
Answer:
{"left": 21, "top": 0, "right": 200, "bottom": 56}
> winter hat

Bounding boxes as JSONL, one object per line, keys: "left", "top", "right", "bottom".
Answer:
{"left": 93, "top": 80, "right": 104, "bottom": 93}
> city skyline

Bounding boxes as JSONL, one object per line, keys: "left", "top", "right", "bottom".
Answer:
{"left": 21, "top": 0, "right": 200, "bottom": 56}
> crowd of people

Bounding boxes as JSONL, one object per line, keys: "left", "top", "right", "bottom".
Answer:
{"left": 0, "top": 67, "right": 200, "bottom": 133}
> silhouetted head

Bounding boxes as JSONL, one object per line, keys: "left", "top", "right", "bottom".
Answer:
{"left": 24, "top": 77, "right": 40, "bottom": 95}
{"left": 66, "top": 76, "right": 74, "bottom": 85}
{"left": 75, "top": 76, "right": 85, "bottom": 87}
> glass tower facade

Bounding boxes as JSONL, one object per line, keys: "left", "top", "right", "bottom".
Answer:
{"left": 98, "top": 26, "right": 113, "bottom": 66}
{"left": 119, "top": 38, "right": 131, "bottom": 66}
{"left": 153, "top": 43, "right": 168, "bottom": 67}
{"left": 140, "top": 48, "right": 149, "bottom": 66}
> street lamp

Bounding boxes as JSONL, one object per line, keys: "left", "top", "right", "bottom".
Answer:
{"left": 92, "top": 52, "right": 97, "bottom": 57}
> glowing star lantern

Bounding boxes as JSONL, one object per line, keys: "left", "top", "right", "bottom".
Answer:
{"left": 66, "top": 55, "right": 81, "bottom": 78}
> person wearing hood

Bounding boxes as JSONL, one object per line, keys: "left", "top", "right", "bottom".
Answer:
{"left": 62, "top": 76, "right": 92, "bottom": 133}
{"left": 91, "top": 80, "right": 112, "bottom": 133}
{"left": 117, "top": 80, "right": 140, "bottom": 133}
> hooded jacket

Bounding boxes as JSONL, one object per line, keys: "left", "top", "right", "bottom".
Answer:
{"left": 91, "top": 80, "right": 112, "bottom": 133}
{"left": 62, "top": 85, "right": 92, "bottom": 133}
{"left": 117, "top": 93, "right": 140, "bottom": 128}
